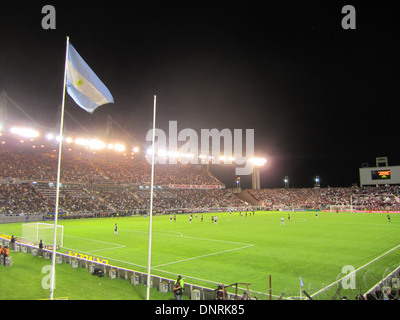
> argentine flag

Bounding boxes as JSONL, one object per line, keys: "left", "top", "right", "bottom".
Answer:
{"left": 66, "top": 43, "right": 114, "bottom": 113}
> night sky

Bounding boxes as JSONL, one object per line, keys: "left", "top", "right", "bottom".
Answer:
{"left": 1, "top": 1, "right": 399, "bottom": 188}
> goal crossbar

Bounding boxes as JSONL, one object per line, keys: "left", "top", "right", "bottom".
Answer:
{"left": 22, "top": 222, "right": 64, "bottom": 247}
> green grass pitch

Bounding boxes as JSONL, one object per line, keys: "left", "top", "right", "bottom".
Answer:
{"left": 1, "top": 211, "right": 399, "bottom": 299}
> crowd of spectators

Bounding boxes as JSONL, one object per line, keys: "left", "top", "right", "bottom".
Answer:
{"left": 0, "top": 148, "right": 243, "bottom": 215}
{"left": 0, "top": 183, "right": 245, "bottom": 216}
{"left": 249, "top": 186, "right": 400, "bottom": 211}
{"left": 1, "top": 148, "right": 400, "bottom": 215}
{"left": 0, "top": 149, "right": 221, "bottom": 186}
{"left": 0, "top": 183, "right": 51, "bottom": 215}
{"left": 319, "top": 185, "right": 400, "bottom": 211}
{"left": 249, "top": 188, "right": 321, "bottom": 208}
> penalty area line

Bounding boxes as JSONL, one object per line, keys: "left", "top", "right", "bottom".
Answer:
{"left": 152, "top": 244, "right": 255, "bottom": 268}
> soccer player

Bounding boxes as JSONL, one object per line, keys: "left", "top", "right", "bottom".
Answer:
{"left": 114, "top": 223, "right": 118, "bottom": 235}
{"left": 189, "top": 215, "right": 192, "bottom": 224}
{"left": 281, "top": 217, "right": 285, "bottom": 226}
{"left": 387, "top": 214, "right": 391, "bottom": 222}
{"left": 214, "top": 215, "right": 218, "bottom": 224}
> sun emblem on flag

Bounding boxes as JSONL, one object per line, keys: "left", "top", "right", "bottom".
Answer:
{"left": 76, "top": 79, "right": 83, "bottom": 87}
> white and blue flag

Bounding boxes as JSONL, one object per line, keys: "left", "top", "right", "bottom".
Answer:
{"left": 66, "top": 43, "right": 114, "bottom": 113}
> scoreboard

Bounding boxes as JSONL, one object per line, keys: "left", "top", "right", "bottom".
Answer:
{"left": 371, "top": 170, "right": 391, "bottom": 180}
{"left": 359, "top": 166, "right": 400, "bottom": 185}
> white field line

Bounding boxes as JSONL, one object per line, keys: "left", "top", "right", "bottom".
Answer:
{"left": 150, "top": 233, "right": 255, "bottom": 268}
{"left": 63, "top": 234, "right": 126, "bottom": 254}
{"left": 63, "top": 231, "right": 255, "bottom": 271}
{"left": 152, "top": 244, "right": 255, "bottom": 268}
{"left": 309, "top": 242, "right": 400, "bottom": 299}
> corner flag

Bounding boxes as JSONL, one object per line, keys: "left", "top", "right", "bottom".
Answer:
{"left": 66, "top": 43, "right": 114, "bottom": 113}
{"left": 299, "top": 276, "right": 304, "bottom": 287}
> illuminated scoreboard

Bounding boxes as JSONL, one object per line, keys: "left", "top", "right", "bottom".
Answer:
{"left": 360, "top": 166, "right": 400, "bottom": 185}
{"left": 371, "top": 170, "right": 391, "bottom": 180}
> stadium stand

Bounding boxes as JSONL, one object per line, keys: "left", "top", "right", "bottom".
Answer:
{"left": 1, "top": 146, "right": 400, "bottom": 218}
{"left": 249, "top": 186, "right": 400, "bottom": 211}
{"left": 0, "top": 147, "right": 245, "bottom": 216}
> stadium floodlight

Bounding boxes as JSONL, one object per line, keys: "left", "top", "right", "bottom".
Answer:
{"left": 157, "top": 148, "right": 167, "bottom": 157}
{"left": 65, "top": 137, "right": 73, "bottom": 143}
{"left": 219, "top": 155, "right": 235, "bottom": 163}
{"left": 114, "top": 143, "right": 125, "bottom": 152}
{"left": 10, "top": 126, "right": 40, "bottom": 138}
{"left": 75, "top": 137, "right": 105, "bottom": 150}
{"left": 314, "top": 175, "right": 320, "bottom": 188}
{"left": 75, "top": 137, "right": 89, "bottom": 146}
{"left": 89, "top": 139, "right": 106, "bottom": 150}
{"left": 168, "top": 151, "right": 180, "bottom": 158}
{"left": 46, "top": 133, "right": 54, "bottom": 140}
{"left": 146, "top": 147, "right": 155, "bottom": 155}
{"left": 249, "top": 157, "right": 267, "bottom": 166}
{"left": 284, "top": 176, "right": 289, "bottom": 188}
{"left": 182, "top": 153, "right": 194, "bottom": 159}
{"left": 133, "top": 147, "right": 139, "bottom": 153}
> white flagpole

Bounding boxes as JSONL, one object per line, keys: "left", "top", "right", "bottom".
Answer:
{"left": 49, "top": 35, "right": 69, "bottom": 300}
{"left": 299, "top": 276, "right": 303, "bottom": 300}
{"left": 146, "top": 95, "right": 157, "bottom": 300}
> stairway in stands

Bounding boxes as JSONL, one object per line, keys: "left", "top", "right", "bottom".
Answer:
{"left": 235, "top": 189, "right": 261, "bottom": 206}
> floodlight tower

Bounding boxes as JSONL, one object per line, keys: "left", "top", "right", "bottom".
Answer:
{"left": 236, "top": 177, "right": 241, "bottom": 189}
{"left": 314, "top": 176, "right": 320, "bottom": 189}
{"left": 250, "top": 158, "right": 267, "bottom": 190}
{"left": 284, "top": 176, "right": 289, "bottom": 188}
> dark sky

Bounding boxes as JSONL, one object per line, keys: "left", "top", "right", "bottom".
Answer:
{"left": 1, "top": 1, "right": 399, "bottom": 188}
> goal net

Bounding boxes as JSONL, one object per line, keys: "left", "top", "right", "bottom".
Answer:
{"left": 22, "top": 223, "right": 64, "bottom": 247}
